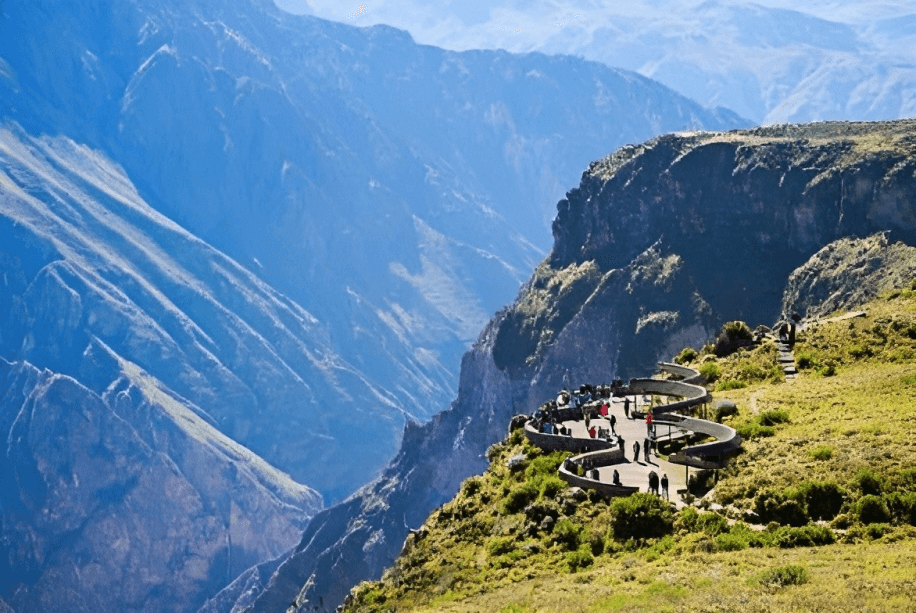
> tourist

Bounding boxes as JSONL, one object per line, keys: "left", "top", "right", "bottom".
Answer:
{"left": 617, "top": 436, "right": 625, "bottom": 452}
{"left": 661, "top": 474, "right": 669, "bottom": 500}
{"left": 588, "top": 425, "right": 597, "bottom": 438}
{"left": 612, "top": 469, "right": 621, "bottom": 486}
{"left": 646, "top": 412, "right": 653, "bottom": 437}
{"left": 644, "top": 437, "right": 650, "bottom": 462}
{"left": 633, "top": 440, "right": 640, "bottom": 462}
{"left": 610, "top": 413, "right": 617, "bottom": 435}
{"left": 648, "top": 471, "right": 659, "bottom": 495}
{"left": 624, "top": 397, "right": 630, "bottom": 419}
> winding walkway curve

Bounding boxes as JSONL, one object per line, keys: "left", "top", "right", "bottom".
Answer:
{"left": 522, "top": 363, "right": 742, "bottom": 498}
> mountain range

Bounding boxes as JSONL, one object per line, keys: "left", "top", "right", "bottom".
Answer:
{"left": 291, "top": 0, "right": 916, "bottom": 126}
{"left": 1, "top": 0, "right": 744, "bottom": 501}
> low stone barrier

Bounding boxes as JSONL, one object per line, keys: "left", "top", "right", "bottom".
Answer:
{"left": 654, "top": 414, "right": 741, "bottom": 468}
{"left": 627, "top": 377, "right": 711, "bottom": 415}
{"left": 523, "top": 421, "right": 614, "bottom": 453}
{"left": 657, "top": 362, "right": 705, "bottom": 385}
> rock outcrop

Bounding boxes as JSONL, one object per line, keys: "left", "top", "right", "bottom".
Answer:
{"left": 782, "top": 233, "right": 916, "bottom": 319}
{"left": 221, "top": 119, "right": 916, "bottom": 612}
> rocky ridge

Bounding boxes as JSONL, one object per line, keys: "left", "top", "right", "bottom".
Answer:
{"left": 222, "top": 119, "right": 916, "bottom": 612}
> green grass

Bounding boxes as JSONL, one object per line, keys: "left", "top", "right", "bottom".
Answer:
{"left": 343, "top": 291, "right": 916, "bottom": 613}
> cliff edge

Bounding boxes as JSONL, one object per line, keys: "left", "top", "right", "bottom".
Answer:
{"left": 216, "top": 119, "right": 916, "bottom": 612}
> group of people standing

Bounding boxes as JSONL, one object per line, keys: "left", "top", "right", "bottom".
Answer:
{"left": 529, "top": 384, "right": 677, "bottom": 500}
{"left": 647, "top": 471, "right": 670, "bottom": 499}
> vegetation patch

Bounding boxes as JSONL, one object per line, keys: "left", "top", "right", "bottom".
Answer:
{"left": 757, "top": 564, "right": 810, "bottom": 588}
{"left": 807, "top": 444, "right": 834, "bottom": 461}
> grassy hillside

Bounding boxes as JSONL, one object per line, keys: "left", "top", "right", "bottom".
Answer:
{"left": 342, "top": 291, "right": 916, "bottom": 613}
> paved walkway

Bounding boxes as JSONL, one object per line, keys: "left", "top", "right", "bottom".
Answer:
{"left": 559, "top": 397, "right": 692, "bottom": 507}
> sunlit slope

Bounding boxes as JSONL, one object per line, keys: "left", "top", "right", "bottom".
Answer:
{"left": 342, "top": 290, "right": 916, "bottom": 612}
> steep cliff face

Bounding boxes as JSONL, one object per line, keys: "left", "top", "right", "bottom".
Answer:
{"left": 222, "top": 119, "right": 916, "bottom": 612}
{"left": 0, "top": 357, "right": 319, "bottom": 613}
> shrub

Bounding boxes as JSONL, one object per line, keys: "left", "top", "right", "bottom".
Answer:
{"left": 714, "top": 321, "right": 754, "bottom": 357}
{"left": 795, "top": 351, "right": 818, "bottom": 369}
{"left": 502, "top": 483, "right": 538, "bottom": 514}
{"left": 758, "top": 565, "right": 810, "bottom": 587}
{"left": 807, "top": 445, "right": 834, "bottom": 461}
{"left": 895, "top": 467, "right": 916, "bottom": 492}
{"left": 847, "top": 343, "right": 869, "bottom": 359}
{"left": 565, "top": 544, "right": 594, "bottom": 572}
{"left": 754, "top": 490, "right": 808, "bottom": 526}
{"left": 715, "top": 379, "right": 747, "bottom": 391}
{"left": 857, "top": 495, "right": 891, "bottom": 524}
{"left": 796, "top": 481, "right": 846, "bottom": 521}
{"left": 610, "top": 493, "right": 675, "bottom": 541}
{"left": 674, "top": 507, "right": 699, "bottom": 533}
{"left": 462, "top": 477, "right": 482, "bottom": 497}
{"left": 727, "top": 522, "right": 773, "bottom": 548}
{"left": 856, "top": 468, "right": 884, "bottom": 496}
{"left": 487, "top": 537, "right": 516, "bottom": 557}
{"left": 865, "top": 523, "right": 891, "bottom": 539}
{"left": 552, "top": 518, "right": 582, "bottom": 550}
{"left": 816, "top": 361, "right": 837, "bottom": 377}
{"left": 773, "top": 525, "right": 835, "bottom": 548}
{"left": 699, "top": 361, "right": 721, "bottom": 383}
{"left": 715, "top": 531, "right": 749, "bottom": 551}
{"left": 757, "top": 409, "right": 790, "bottom": 426}
{"left": 696, "top": 512, "right": 730, "bottom": 536}
{"left": 736, "top": 422, "right": 776, "bottom": 440}
{"left": 586, "top": 530, "right": 605, "bottom": 556}
{"left": 525, "top": 453, "right": 566, "bottom": 480}
{"left": 539, "top": 475, "right": 566, "bottom": 499}
{"left": 675, "top": 347, "right": 698, "bottom": 365}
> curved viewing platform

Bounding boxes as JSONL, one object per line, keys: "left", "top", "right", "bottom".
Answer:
{"left": 522, "top": 363, "right": 742, "bottom": 501}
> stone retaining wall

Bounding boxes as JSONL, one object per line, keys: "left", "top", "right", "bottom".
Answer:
{"left": 523, "top": 422, "right": 614, "bottom": 453}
